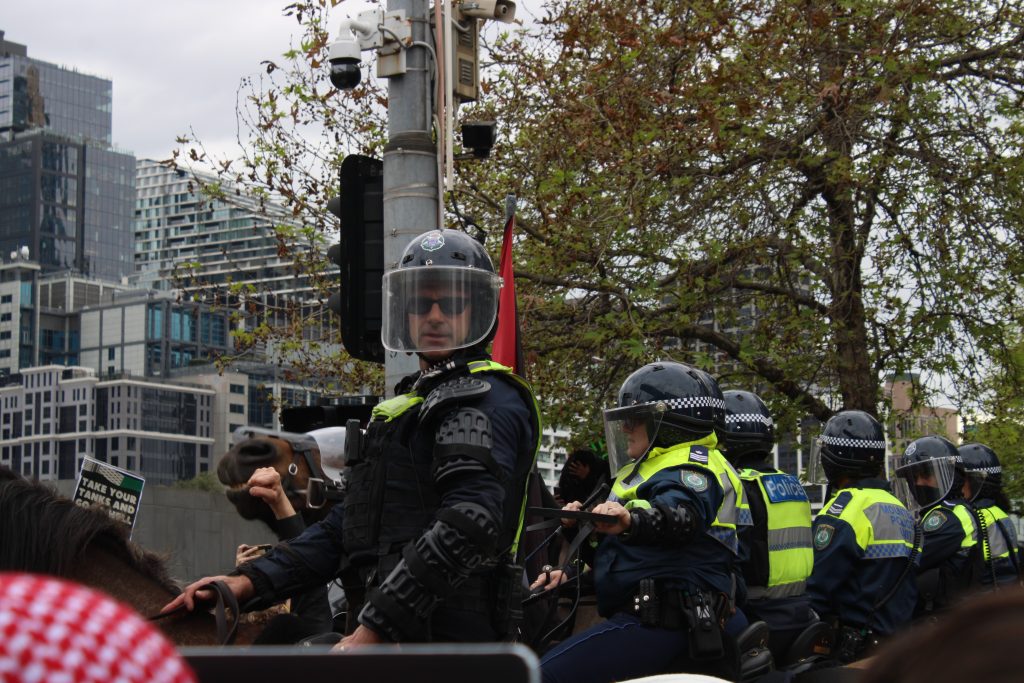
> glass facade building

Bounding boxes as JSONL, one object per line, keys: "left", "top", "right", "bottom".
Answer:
{"left": 0, "top": 134, "right": 134, "bottom": 280}
{"left": 1, "top": 32, "right": 112, "bottom": 145}
{"left": 0, "top": 33, "right": 134, "bottom": 282}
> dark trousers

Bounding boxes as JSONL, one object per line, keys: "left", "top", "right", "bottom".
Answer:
{"left": 540, "top": 612, "right": 732, "bottom": 683}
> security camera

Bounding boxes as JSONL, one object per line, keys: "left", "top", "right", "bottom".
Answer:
{"left": 461, "top": 120, "right": 496, "bottom": 159}
{"left": 328, "top": 31, "right": 363, "bottom": 90}
{"left": 327, "top": 13, "right": 382, "bottom": 90}
{"left": 458, "top": 0, "right": 516, "bottom": 22}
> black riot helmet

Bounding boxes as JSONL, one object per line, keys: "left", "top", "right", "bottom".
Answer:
{"left": 603, "top": 361, "right": 725, "bottom": 475}
{"left": 958, "top": 443, "right": 1004, "bottom": 503}
{"left": 722, "top": 390, "right": 775, "bottom": 466}
{"left": 690, "top": 367, "right": 728, "bottom": 439}
{"left": 381, "top": 229, "right": 502, "bottom": 356}
{"left": 893, "top": 435, "right": 962, "bottom": 512}
{"left": 807, "top": 410, "right": 886, "bottom": 485}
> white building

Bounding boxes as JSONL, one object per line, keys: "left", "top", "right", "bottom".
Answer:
{"left": 0, "top": 365, "right": 215, "bottom": 485}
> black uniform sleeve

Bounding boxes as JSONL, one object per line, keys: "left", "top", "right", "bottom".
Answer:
{"left": 237, "top": 503, "right": 346, "bottom": 608}
{"left": 620, "top": 467, "right": 719, "bottom": 546}
{"left": 270, "top": 513, "right": 334, "bottom": 630}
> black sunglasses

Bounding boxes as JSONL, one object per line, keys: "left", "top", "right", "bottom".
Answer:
{"left": 407, "top": 296, "right": 470, "bottom": 316}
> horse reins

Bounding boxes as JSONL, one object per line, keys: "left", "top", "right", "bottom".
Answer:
{"left": 149, "top": 580, "right": 240, "bottom": 646}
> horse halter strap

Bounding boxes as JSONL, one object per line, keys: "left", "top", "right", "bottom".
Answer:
{"left": 286, "top": 441, "right": 345, "bottom": 509}
{"left": 151, "top": 580, "right": 240, "bottom": 646}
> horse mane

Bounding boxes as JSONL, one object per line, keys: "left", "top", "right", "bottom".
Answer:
{"left": 0, "top": 466, "right": 180, "bottom": 595}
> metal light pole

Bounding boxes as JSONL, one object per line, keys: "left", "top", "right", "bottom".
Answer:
{"left": 382, "top": 0, "right": 438, "bottom": 394}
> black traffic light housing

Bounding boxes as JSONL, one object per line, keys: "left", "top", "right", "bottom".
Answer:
{"left": 327, "top": 154, "right": 384, "bottom": 364}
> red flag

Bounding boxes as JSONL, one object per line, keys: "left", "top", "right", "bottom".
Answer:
{"left": 491, "top": 209, "right": 524, "bottom": 376}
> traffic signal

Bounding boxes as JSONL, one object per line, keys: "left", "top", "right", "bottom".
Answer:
{"left": 327, "top": 154, "right": 384, "bottom": 364}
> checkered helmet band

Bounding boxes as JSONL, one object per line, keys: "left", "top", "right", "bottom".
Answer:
{"left": 968, "top": 465, "right": 1002, "bottom": 474}
{"left": 632, "top": 397, "right": 725, "bottom": 410}
{"left": 820, "top": 434, "right": 886, "bottom": 450}
{"left": 725, "top": 413, "right": 774, "bottom": 427}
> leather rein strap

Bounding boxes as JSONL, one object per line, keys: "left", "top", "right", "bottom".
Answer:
{"left": 149, "top": 580, "right": 240, "bottom": 646}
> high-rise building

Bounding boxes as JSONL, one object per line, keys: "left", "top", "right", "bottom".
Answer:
{"left": 0, "top": 31, "right": 135, "bottom": 282}
{"left": 133, "top": 159, "right": 319, "bottom": 296}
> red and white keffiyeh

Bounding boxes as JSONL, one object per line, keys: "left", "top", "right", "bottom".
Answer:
{"left": 0, "top": 573, "right": 196, "bottom": 683}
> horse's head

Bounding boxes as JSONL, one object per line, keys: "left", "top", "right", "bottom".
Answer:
{"left": 218, "top": 436, "right": 339, "bottom": 528}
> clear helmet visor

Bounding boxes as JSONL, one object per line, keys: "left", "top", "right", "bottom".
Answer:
{"left": 603, "top": 403, "right": 665, "bottom": 477}
{"left": 381, "top": 266, "right": 502, "bottom": 354}
{"left": 893, "top": 455, "right": 957, "bottom": 512}
{"left": 805, "top": 438, "right": 828, "bottom": 485}
{"left": 964, "top": 470, "right": 994, "bottom": 502}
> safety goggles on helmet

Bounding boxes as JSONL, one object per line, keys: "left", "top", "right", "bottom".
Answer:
{"left": 381, "top": 265, "right": 501, "bottom": 354}
{"left": 603, "top": 401, "right": 667, "bottom": 477}
{"left": 893, "top": 454, "right": 957, "bottom": 513}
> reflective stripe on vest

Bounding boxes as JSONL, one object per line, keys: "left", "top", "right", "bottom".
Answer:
{"left": 741, "top": 469, "right": 813, "bottom": 599}
{"left": 949, "top": 503, "right": 979, "bottom": 551}
{"left": 978, "top": 505, "right": 1016, "bottom": 562}
{"left": 371, "top": 393, "right": 424, "bottom": 422}
{"left": 611, "top": 436, "right": 747, "bottom": 556}
{"left": 467, "top": 360, "right": 543, "bottom": 556}
{"left": 821, "top": 488, "right": 918, "bottom": 560}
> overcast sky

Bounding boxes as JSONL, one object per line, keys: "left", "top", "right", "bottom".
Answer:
{"left": 3, "top": 0, "right": 373, "bottom": 162}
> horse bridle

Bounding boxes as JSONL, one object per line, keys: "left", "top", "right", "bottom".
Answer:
{"left": 281, "top": 438, "right": 345, "bottom": 510}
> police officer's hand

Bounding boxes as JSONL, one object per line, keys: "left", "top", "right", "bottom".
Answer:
{"left": 247, "top": 466, "right": 296, "bottom": 520}
{"left": 591, "top": 501, "right": 631, "bottom": 535}
{"left": 159, "top": 574, "right": 255, "bottom": 614}
{"left": 560, "top": 500, "right": 583, "bottom": 528}
{"left": 333, "top": 624, "right": 384, "bottom": 652}
{"left": 530, "top": 566, "right": 568, "bottom": 592}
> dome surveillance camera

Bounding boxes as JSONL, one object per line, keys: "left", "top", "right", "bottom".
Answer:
{"left": 329, "top": 60, "right": 362, "bottom": 90}
{"left": 328, "top": 31, "right": 363, "bottom": 90}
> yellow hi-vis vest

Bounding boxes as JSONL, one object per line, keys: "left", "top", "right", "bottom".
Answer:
{"left": 611, "top": 435, "right": 751, "bottom": 556}
{"left": 741, "top": 469, "right": 813, "bottom": 599}
{"left": 819, "top": 487, "right": 918, "bottom": 560}
{"left": 977, "top": 505, "right": 1017, "bottom": 563}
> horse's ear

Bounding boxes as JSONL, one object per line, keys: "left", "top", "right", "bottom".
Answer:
{"left": 0, "top": 466, "right": 20, "bottom": 482}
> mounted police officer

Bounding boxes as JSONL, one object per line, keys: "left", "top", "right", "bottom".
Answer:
{"left": 805, "top": 410, "right": 919, "bottom": 663}
{"left": 722, "top": 390, "right": 815, "bottom": 660}
{"left": 958, "top": 443, "right": 1021, "bottom": 588}
{"left": 892, "top": 435, "right": 979, "bottom": 616}
{"left": 163, "top": 229, "right": 541, "bottom": 647}
{"left": 536, "top": 361, "right": 749, "bottom": 683}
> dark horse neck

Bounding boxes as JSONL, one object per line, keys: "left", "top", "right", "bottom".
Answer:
{"left": 72, "top": 546, "right": 228, "bottom": 646}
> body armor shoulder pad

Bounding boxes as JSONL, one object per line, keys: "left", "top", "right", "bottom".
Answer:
{"left": 434, "top": 407, "right": 502, "bottom": 482}
{"left": 420, "top": 376, "right": 490, "bottom": 425}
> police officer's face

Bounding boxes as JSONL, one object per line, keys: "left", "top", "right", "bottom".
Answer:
{"left": 621, "top": 418, "right": 650, "bottom": 460}
{"left": 408, "top": 284, "right": 471, "bottom": 361}
{"left": 915, "top": 472, "right": 937, "bottom": 487}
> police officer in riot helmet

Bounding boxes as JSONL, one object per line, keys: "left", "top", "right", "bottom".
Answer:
{"left": 958, "top": 443, "right": 1021, "bottom": 588}
{"left": 722, "top": 390, "right": 815, "bottom": 660}
{"left": 806, "top": 410, "right": 919, "bottom": 663}
{"left": 163, "top": 229, "right": 541, "bottom": 647}
{"left": 893, "top": 436, "right": 978, "bottom": 615}
{"left": 535, "top": 361, "right": 750, "bottom": 683}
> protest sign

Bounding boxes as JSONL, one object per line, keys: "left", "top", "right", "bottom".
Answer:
{"left": 73, "top": 457, "right": 145, "bottom": 535}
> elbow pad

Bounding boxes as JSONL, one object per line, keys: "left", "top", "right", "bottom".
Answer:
{"left": 359, "top": 502, "right": 499, "bottom": 641}
{"left": 623, "top": 502, "right": 698, "bottom": 546}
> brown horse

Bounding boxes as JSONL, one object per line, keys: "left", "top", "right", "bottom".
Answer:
{"left": 217, "top": 434, "right": 344, "bottom": 530}
{"left": 0, "top": 466, "right": 264, "bottom": 646}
